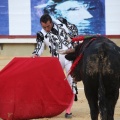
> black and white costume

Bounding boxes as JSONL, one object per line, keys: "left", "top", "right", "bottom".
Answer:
{"left": 32, "top": 17, "right": 78, "bottom": 94}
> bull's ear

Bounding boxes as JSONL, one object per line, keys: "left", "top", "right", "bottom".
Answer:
{"left": 65, "top": 53, "right": 76, "bottom": 61}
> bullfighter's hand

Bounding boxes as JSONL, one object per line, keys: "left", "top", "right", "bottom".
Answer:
{"left": 32, "top": 54, "right": 39, "bottom": 58}
{"left": 57, "top": 50, "right": 67, "bottom": 54}
{"left": 57, "top": 48, "right": 75, "bottom": 54}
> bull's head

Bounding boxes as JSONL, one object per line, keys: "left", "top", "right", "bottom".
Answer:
{"left": 71, "top": 46, "right": 84, "bottom": 82}
{"left": 59, "top": 36, "right": 99, "bottom": 82}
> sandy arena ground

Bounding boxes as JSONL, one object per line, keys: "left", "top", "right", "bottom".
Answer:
{"left": 31, "top": 82, "right": 120, "bottom": 120}
{"left": 0, "top": 59, "right": 119, "bottom": 120}
{"left": 0, "top": 39, "right": 120, "bottom": 120}
{"left": 32, "top": 39, "right": 120, "bottom": 120}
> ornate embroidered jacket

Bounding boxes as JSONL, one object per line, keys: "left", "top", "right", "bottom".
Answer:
{"left": 32, "top": 17, "right": 78, "bottom": 57}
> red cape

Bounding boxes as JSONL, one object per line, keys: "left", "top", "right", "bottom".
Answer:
{"left": 0, "top": 57, "right": 73, "bottom": 120}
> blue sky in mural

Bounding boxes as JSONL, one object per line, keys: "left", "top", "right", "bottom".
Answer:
{"left": 0, "top": 0, "right": 9, "bottom": 35}
{"left": 31, "top": 0, "right": 105, "bottom": 35}
{"left": 31, "top": 0, "right": 48, "bottom": 35}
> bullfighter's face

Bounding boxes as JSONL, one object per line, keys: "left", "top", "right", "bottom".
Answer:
{"left": 41, "top": 20, "right": 53, "bottom": 33}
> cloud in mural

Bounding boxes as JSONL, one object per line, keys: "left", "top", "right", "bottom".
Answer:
{"left": 34, "top": 0, "right": 93, "bottom": 24}
{"left": 31, "top": 0, "right": 105, "bottom": 35}
{"left": 55, "top": 1, "right": 93, "bottom": 24}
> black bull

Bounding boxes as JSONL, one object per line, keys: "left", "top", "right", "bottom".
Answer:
{"left": 65, "top": 36, "right": 120, "bottom": 120}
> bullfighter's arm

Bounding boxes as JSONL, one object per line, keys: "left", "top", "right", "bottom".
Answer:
{"left": 57, "top": 17, "right": 78, "bottom": 38}
{"left": 57, "top": 48, "right": 75, "bottom": 54}
{"left": 57, "top": 17, "right": 79, "bottom": 47}
{"left": 32, "top": 32, "right": 45, "bottom": 57}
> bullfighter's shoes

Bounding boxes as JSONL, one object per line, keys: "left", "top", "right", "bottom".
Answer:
{"left": 65, "top": 113, "right": 72, "bottom": 118}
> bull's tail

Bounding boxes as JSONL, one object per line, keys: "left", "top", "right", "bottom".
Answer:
{"left": 98, "top": 43, "right": 107, "bottom": 120}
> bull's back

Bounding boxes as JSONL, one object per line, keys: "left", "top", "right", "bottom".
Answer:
{"left": 83, "top": 38, "right": 120, "bottom": 87}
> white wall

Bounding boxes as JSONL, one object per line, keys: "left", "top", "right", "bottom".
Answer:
{"left": 8, "top": 0, "right": 31, "bottom": 35}
{"left": 105, "top": 0, "right": 120, "bottom": 35}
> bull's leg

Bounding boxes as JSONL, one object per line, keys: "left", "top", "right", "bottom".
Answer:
{"left": 84, "top": 87, "right": 99, "bottom": 120}
{"left": 106, "top": 88, "right": 119, "bottom": 120}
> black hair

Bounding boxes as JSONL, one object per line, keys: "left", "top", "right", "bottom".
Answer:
{"left": 40, "top": 14, "right": 52, "bottom": 23}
